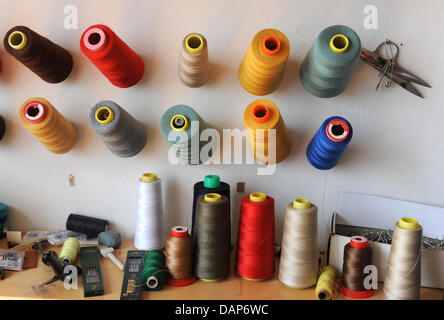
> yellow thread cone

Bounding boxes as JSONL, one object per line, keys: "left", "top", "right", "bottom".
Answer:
{"left": 238, "top": 29, "right": 290, "bottom": 96}
{"left": 19, "top": 97, "right": 77, "bottom": 154}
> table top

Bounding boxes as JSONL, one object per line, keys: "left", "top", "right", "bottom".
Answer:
{"left": 0, "top": 238, "right": 442, "bottom": 300}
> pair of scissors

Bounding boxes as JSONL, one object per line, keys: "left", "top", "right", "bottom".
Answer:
{"left": 360, "top": 40, "right": 431, "bottom": 98}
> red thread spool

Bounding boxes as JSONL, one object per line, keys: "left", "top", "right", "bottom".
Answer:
{"left": 80, "top": 25, "right": 144, "bottom": 88}
{"left": 236, "top": 192, "right": 275, "bottom": 280}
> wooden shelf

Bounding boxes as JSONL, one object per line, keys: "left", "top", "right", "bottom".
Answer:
{"left": 0, "top": 238, "right": 442, "bottom": 300}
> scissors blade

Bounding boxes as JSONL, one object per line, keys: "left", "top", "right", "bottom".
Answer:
{"left": 361, "top": 55, "right": 424, "bottom": 98}
{"left": 392, "top": 64, "right": 432, "bottom": 88}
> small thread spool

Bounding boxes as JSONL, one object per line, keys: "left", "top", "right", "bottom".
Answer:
{"left": 306, "top": 116, "right": 353, "bottom": 170}
{"left": 244, "top": 99, "right": 292, "bottom": 164}
{"left": 191, "top": 175, "right": 231, "bottom": 236}
{"left": 89, "top": 100, "right": 147, "bottom": 158}
{"left": 142, "top": 250, "right": 166, "bottom": 291}
{"left": 0, "top": 116, "right": 5, "bottom": 141}
{"left": 316, "top": 266, "right": 337, "bottom": 300}
{"left": 134, "top": 173, "right": 165, "bottom": 250}
{"left": 165, "top": 226, "right": 196, "bottom": 287}
{"left": 278, "top": 199, "right": 318, "bottom": 289}
{"left": 238, "top": 29, "right": 290, "bottom": 95}
{"left": 59, "top": 237, "right": 80, "bottom": 264}
{"left": 384, "top": 217, "right": 422, "bottom": 300}
{"left": 179, "top": 33, "right": 210, "bottom": 87}
{"left": 19, "top": 98, "right": 77, "bottom": 154}
{"left": 4, "top": 26, "right": 73, "bottom": 83}
{"left": 236, "top": 192, "right": 275, "bottom": 281}
{"left": 300, "top": 25, "right": 361, "bottom": 98}
{"left": 98, "top": 230, "right": 122, "bottom": 249}
{"left": 80, "top": 25, "right": 144, "bottom": 88}
{"left": 66, "top": 213, "right": 109, "bottom": 238}
{"left": 0, "top": 203, "right": 7, "bottom": 239}
{"left": 160, "top": 105, "right": 212, "bottom": 165}
{"left": 193, "top": 193, "right": 231, "bottom": 281}
{"left": 340, "top": 236, "right": 374, "bottom": 299}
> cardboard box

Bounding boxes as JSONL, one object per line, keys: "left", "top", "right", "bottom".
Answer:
{"left": 328, "top": 192, "right": 444, "bottom": 289}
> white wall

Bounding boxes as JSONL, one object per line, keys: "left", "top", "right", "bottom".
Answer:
{"left": 0, "top": 0, "right": 443, "bottom": 249}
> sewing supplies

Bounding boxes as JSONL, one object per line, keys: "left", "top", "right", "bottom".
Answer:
{"left": 0, "top": 249, "right": 24, "bottom": 271}
{"left": 165, "top": 226, "right": 195, "bottom": 287}
{"left": 193, "top": 193, "right": 231, "bottom": 281}
{"left": 59, "top": 237, "right": 80, "bottom": 264}
{"left": 300, "top": 25, "right": 360, "bottom": 98}
{"left": 179, "top": 33, "right": 210, "bottom": 87}
{"left": 23, "top": 251, "right": 38, "bottom": 269}
{"left": 160, "top": 104, "right": 212, "bottom": 165}
{"left": 89, "top": 100, "right": 147, "bottom": 158}
{"left": 236, "top": 192, "right": 275, "bottom": 281}
{"left": 121, "top": 250, "right": 146, "bottom": 300}
{"left": 80, "top": 246, "right": 104, "bottom": 297}
{"left": 339, "top": 236, "right": 374, "bottom": 299}
{"left": 99, "top": 246, "right": 124, "bottom": 270}
{"left": 4, "top": 26, "right": 73, "bottom": 83}
{"left": 142, "top": 250, "right": 166, "bottom": 291}
{"left": 98, "top": 230, "right": 122, "bottom": 249}
{"left": 315, "top": 266, "right": 337, "bottom": 300}
{"left": 360, "top": 39, "right": 431, "bottom": 98}
{"left": 306, "top": 116, "right": 353, "bottom": 170}
{"left": 0, "top": 203, "right": 6, "bottom": 239}
{"left": 0, "top": 116, "right": 5, "bottom": 142}
{"left": 34, "top": 240, "right": 82, "bottom": 286}
{"left": 80, "top": 24, "right": 144, "bottom": 88}
{"left": 191, "top": 175, "right": 231, "bottom": 236}
{"left": 384, "top": 217, "right": 422, "bottom": 300}
{"left": 278, "top": 198, "right": 318, "bottom": 289}
{"left": 19, "top": 98, "right": 77, "bottom": 154}
{"left": 0, "top": 267, "right": 4, "bottom": 280}
{"left": 135, "top": 173, "right": 165, "bottom": 250}
{"left": 66, "top": 214, "right": 109, "bottom": 238}
{"left": 244, "top": 99, "right": 292, "bottom": 164}
{"left": 239, "top": 28, "right": 290, "bottom": 95}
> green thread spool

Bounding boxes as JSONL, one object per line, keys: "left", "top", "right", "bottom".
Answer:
{"left": 142, "top": 250, "right": 166, "bottom": 291}
{"left": 0, "top": 203, "right": 6, "bottom": 239}
{"left": 59, "top": 237, "right": 80, "bottom": 264}
{"left": 299, "top": 25, "right": 361, "bottom": 98}
{"left": 160, "top": 104, "right": 212, "bottom": 165}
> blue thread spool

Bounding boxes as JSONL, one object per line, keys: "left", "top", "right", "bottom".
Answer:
{"left": 160, "top": 105, "right": 211, "bottom": 165}
{"left": 0, "top": 203, "right": 6, "bottom": 239}
{"left": 300, "top": 25, "right": 360, "bottom": 98}
{"left": 306, "top": 116, "right": 353, "bottom": 170}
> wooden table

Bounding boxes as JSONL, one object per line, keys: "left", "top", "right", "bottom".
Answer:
{"left": 0, "top": 238, "right": 442, "bottom": 300}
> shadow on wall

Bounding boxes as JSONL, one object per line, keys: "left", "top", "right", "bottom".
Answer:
{"left": 4, "top": 205, "right": 33, "bottom": 232}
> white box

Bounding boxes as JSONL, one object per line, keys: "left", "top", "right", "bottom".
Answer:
{"left": 328, "top": 192, "right": 444, "bottom": 289}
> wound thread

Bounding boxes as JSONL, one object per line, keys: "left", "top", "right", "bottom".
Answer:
{"left": 179, "top": 33, "right": 210, "bottom": 87}
{"left": 340, "top": 236, "right": 374, "bottom": 299}
{"left": 160, "top": 105, "right": 213, "bottom": 165}
{"left": 384, "top": 218, "right": 422, "bottom": 300}
{"left": 244, "top": 99, "right": 292, "bottom": 164}
{"left": 66, "top": 213, "right": 109, "bottom": 238}
{"left": 306, "top": 116, "right": 353, "bottom": 170}
{"left": 236, "top": 193, "right": 275, "bottom": 280}
{"left": 59, "top": 237, "right": 80, "bottom": 264}
{"left": 80, "top": 25, "right": 144, "bottom": 88}
{"left": 239, "top": 28, "right": 290, "bottom": 95}
{"left": 316, "top": 266, "right": 337, "bottom": 300}
{"left": 19, "top": 98, "right": 77, "bottom": 154}
{"left": 89, "top": 100, "right": 147, "bottom": 158}
{"left": 300, "top": 25, "right": 360, "bottom": 98}
{"left": 193, "top": 194, "right": 231, "bottom": 281}
{"left": 278, "top": 199, "right": 318, "bottom": 289}
{"left": 165, "top": 226, "right": 196, "bottom": 287}
{"left": 4, "top": 26, "right": 73, "bottom": 83}
{"left": 135, "top": 173, "right": 165, "bottom": 250}
{"left": 142, "top": 250, "right": 166, "bottom": 291}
